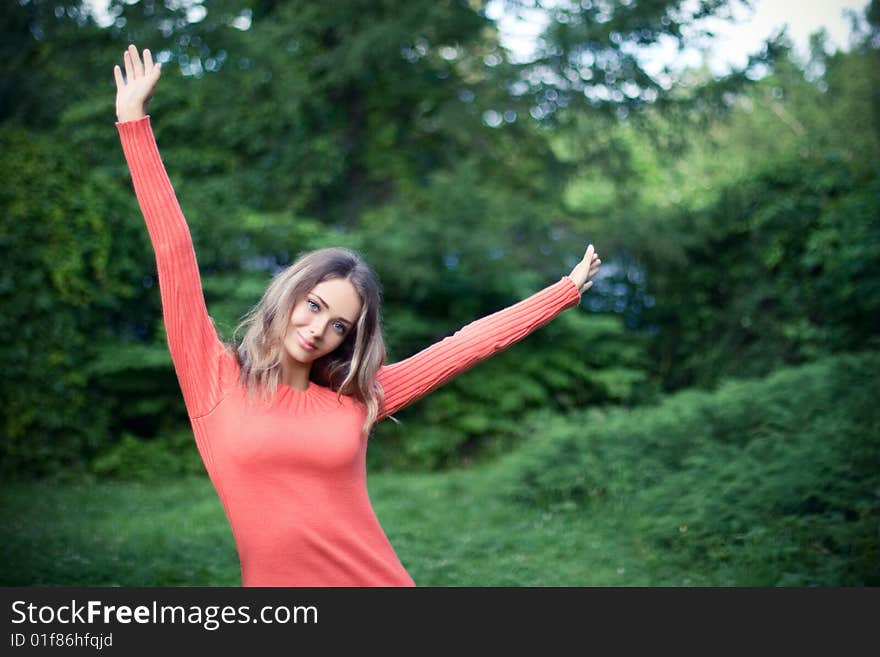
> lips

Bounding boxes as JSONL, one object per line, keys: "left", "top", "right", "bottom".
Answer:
{"left": 297, "top": 332, "right": 316, "bottom": 351}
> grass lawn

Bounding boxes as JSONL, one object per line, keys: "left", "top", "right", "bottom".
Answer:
{"left": 1, "top": 466, "right": 677, "bottom": 587}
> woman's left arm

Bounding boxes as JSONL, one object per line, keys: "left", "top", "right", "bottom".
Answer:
{"left": 376, "top": 245, "right": 601, "bottom": 419}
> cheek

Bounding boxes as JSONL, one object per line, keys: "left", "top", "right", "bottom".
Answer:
{"left": 323, "top": 330, "right": 352, "bottom": 356}
{"left": 289, "top": 305, "right": 308, "bottom": 326}
{"left": 323, "top": 333, "right": 344, "bottom": 351}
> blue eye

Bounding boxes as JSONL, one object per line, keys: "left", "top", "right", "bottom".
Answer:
{"left": 307, "top": 298, "right": 347, "bottom": 335}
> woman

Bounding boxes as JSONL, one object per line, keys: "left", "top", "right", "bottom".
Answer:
{"left": 114, "top": 45, "right": 601, "bottom": 586}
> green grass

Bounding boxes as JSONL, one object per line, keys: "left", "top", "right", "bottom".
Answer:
{"left": 0, "top": 470, "right": 658, "bottom": 587}
{"left": 0, "top": 479, "right": 240, "bottom": 586}
{"left": 2, "top": 351, "right": 877, "bottom": 586}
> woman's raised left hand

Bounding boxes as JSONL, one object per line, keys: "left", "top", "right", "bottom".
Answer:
{"left": 114, "top": 44, "right": 162, "bottom": 123}
{"left": 567, "top": 243, "right": 601, "bottom": 294}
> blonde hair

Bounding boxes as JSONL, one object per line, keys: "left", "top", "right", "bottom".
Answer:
{"left": 231, "top": 247, "right": 388, "bottom": 436}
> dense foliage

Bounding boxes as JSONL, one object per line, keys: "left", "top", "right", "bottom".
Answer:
{"left": 503, "top": 350, "right": 879, "bottom": 585}
{"left": 559, "top": 38, "right": 880, "bottom": 390}
{"left": 1, "top": 0, "right": 878, "bottom": 483}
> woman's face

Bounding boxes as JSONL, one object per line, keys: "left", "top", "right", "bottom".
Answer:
{"left": 283, "top": 278, "right": 363, "bottom": 364}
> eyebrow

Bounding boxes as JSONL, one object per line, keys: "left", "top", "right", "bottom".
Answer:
{"left": 312, "top": 294, "right": 355, "bottom": 326}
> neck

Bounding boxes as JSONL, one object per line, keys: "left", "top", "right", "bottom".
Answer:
{"left": 280, "top": 355, "right": 312, "bottom": 391}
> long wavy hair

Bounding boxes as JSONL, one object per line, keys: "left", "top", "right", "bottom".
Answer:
{"left": 231, "top": 247, "right": 388, "bottom": 436}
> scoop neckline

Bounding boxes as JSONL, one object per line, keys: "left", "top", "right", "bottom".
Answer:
{"left": 278, "top": 380, "right": 320, "bottom": 395}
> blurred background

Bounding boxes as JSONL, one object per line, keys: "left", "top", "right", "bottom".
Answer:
{"left": 1, "top": 0, "right": 877, "bottom": 586}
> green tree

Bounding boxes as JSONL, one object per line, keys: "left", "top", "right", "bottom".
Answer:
{"left": 5, "top": 0, "right": 800, "bottom": 476}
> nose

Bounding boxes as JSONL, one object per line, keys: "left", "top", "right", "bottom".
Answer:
{"left": 307, "top": 321, "right": 326, "bottom": 340}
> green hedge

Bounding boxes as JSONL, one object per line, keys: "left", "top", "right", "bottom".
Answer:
{"left": 643, "top": 157, "right": 880, "bottom": 390}
{"left": 502, "top": 351, "right": 880, "bottom": 585}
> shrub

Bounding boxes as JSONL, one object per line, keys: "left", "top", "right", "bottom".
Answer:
{"left": 502, "top": 351, "right": 880, "bottom": 584}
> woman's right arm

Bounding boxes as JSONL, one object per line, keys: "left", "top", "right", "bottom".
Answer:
{"left": 115, "top": 45, "right": 228, "bottom": 418}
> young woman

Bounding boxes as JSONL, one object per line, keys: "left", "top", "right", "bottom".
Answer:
{"left": 114, "top": 45, "right": 601, "bottom": 586}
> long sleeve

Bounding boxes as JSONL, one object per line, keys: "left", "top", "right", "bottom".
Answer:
{"left": 376, "top": 276, "right": 582, "bottom": 418}
{"left": 117, "top": 116, "right": 228, "bottom": 418}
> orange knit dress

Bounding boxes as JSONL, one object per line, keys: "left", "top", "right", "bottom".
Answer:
{"left": 117, "top": 117, "right": 583, "bottom": 586}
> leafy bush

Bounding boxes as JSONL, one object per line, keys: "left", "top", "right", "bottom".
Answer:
{"left": 90, "top": 430, "right": 205, "bottom": 482}
{"left": 502, "top": 351, "right": 880, "bottom": 584}
{"left": 0, "top": 125, "right": 143, "bottom": 479}
{"left": 642, "top": 156, "right": 880, "bottom": 390}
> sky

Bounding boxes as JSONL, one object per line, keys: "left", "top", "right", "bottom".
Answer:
{"left": 487, "top": 0, "right": 871, "bottom": 76}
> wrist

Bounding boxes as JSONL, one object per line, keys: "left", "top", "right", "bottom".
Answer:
{"left": 116, "top": 108, "right": 146, "bottom": 123}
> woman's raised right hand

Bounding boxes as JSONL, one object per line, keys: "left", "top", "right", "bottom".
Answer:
{"left": 114, "top": 44, "right": 162, "bottom": 123}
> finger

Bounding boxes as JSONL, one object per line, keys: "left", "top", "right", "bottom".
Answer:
{"left": 113, "top": 64, "right": 124, "bottom": 90}
{"left": 143, "top": 48, "right": 154, "bottom": 72}
{"left": 123, "top": 49, "right": 134, "bottom": 82}
{"left": 585, "top": 244, "right": 594, "bottom": 259}
{"left": 129, "top": 44, "right": 144, "bottom": 78}
{"left": 580, "top": 280, "right": 593, "bottom": 294}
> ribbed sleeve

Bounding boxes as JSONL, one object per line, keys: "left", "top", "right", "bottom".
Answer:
{"left": 117, "top": 116, "right": 226, "bottom": 418}
{"left": 377, "top": 276, "right": 582, "bottom": 418}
